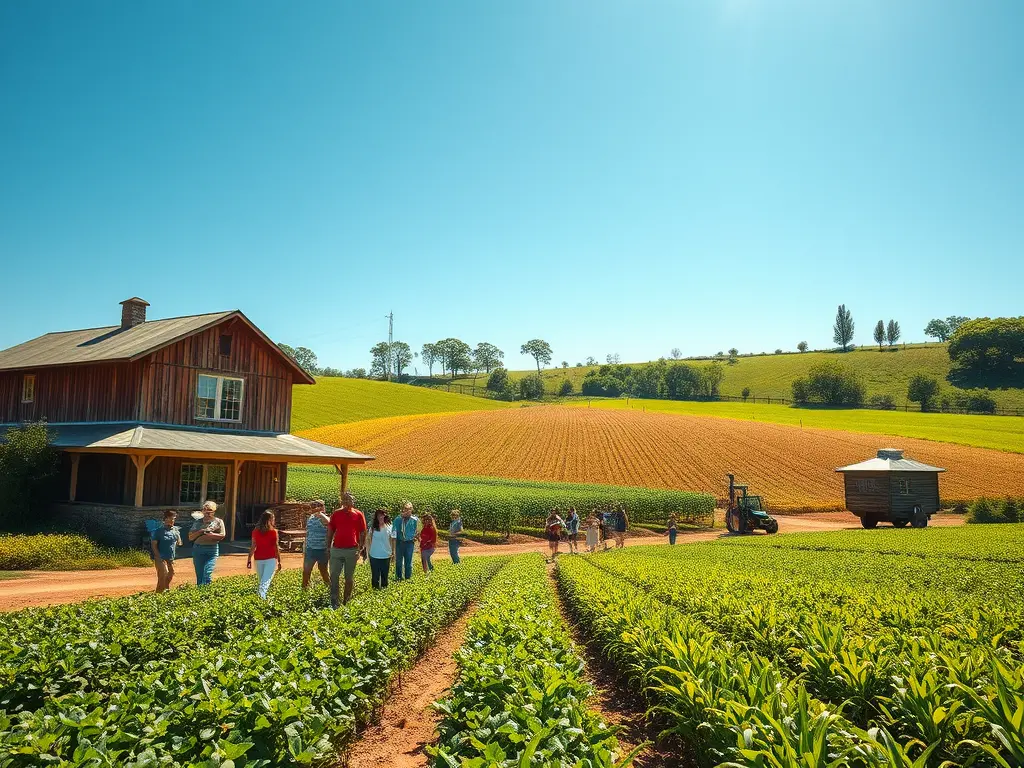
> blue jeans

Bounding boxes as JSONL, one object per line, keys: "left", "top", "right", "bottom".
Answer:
{"left": 448, "top": 538, "right": 461, "bottom": 564}
{"left": 395, "top": 540, "right": 415, "bottom": 580}
{"left": 668, "top": 528, "right": 677, "bottom": 545}
{"left": 192, "top": 545, "right": 218, "bottom": 586}
{"left": 369, "top": 557, "right": 390, "bottom": 589}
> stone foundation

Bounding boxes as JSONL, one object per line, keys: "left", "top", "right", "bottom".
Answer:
{"left": 52, "top": 502, "right": 198, "bottom": 549}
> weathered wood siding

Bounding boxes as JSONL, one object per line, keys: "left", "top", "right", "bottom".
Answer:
{"left": 843, "top": 471, "right": 941, "bottom": 518}
{"left": 889, "top": 472, "right": 940, "bottom": 516}
{"left": 0, "top": 362, "right": 142, "bottom": 424}
{"left": 843, "top": 472, "right": 890, "bottom": 517}
{"left": 140, "top": 318, "right": 294, "bottom": 432}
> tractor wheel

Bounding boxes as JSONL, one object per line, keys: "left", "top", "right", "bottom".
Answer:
{"left": 892, "top": 519, "right": 909, "bottom": 528}
{"left": 764, "top": 518, "right": 779, "bottom": 535}
{"left": 911, "top": 506, "right": 928, "bottom": 528}
{"left": 861, "top": 515, "right": 878, "bottom": 529}
{"left": 726, "top": 509, "right": 739, "bottom": 533}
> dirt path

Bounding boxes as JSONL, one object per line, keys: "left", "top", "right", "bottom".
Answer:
{"left": 0, "top": 513, "right": 963, "bottom": 611}
{"left": 341, "top": 607, "right": 473, "bottom": 768}
{"left": 547, "top": 564, "right": 688, "bottom": 767}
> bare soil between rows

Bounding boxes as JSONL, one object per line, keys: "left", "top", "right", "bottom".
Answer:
{"left": 339, "top": 605, "right": 474, "bottom": 768}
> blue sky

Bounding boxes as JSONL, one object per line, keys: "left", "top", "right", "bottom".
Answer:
{"left": 2, "top": 1, "right": 1022, "bottom": 373}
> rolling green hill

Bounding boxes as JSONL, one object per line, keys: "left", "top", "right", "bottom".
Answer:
{"left": 290, "top": 376, "right": 512, "bottom": 432}
{"left": 457, "top": 344, "right": 1024, "bottom": 411}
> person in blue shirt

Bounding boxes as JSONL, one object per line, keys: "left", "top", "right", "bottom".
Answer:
{"left": 565, "top": 507, "right": 580, "bottom": 554}
{"left": 302, "top": 500, "right": 331, "bottom": 591}
{"left": 391, "top": 502, "right": 419, "bottom": 581}
{"left": 151, "top": 509, "right": 182, "bottom": 593}
{"left": 448, "top": 509, "right": 464, "bottom": 564}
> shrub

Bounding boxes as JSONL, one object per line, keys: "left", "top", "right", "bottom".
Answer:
{"left": 486, "top": 367, "right": 509, "bottom": 392}
{"left": 663, "top": 363, "right": 703, "bottom": 399}
{"left": 774, "top": 349, "right": 783, "bottom": 355}
{"left": 791, "top": 377, "right": 810, "bottom": 404}
{"left": 0, "top": 422, "right": 60, "bottom": 529}
{"left": 803, "top": 361, "right": 865, "bottom": 405}
{"left": 518, "top": 374, "right": 545, "bottom": 401}
{"left": 869, "top": 393, "right": 896, "bottom": 410}
{"left": 965, "top": 498, "right": 997, "bottom": 524}
{"left": 948, "top": 316, "right": 1024, "bottom": 372}
{"left": 558, "top": 379, "right": 574, "bottom": 396}
{"left": 741, "top": 387, "right": 751, "bottom": 400}
{"left": 0, "top": 533, "right": 150, "bottom": 570}
{"left": 581, "top": 374, "right": 623, "bottom": 397}
{"left": 997, "top": 497, "right": 1020, "bottom": 524}
{"left": 940, "top": 389, "right": 997, "bottom": 414}
{"left": 907, "top": 374, "right": 939, "bottom": 411}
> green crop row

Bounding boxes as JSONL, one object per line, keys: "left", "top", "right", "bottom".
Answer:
{"left": 288, "top": 467, "right": 714, "bottom": 535}
{"left": 430, "top": 555, "right": 628, "bottom": 767}
{"left": 559, "top": 531, "right": 1024, "bottom": 766}
{"left": 0, "top": 558, "right": 503, "bottom": 767}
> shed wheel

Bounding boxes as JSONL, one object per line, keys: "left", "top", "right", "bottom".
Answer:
{"left": 861, "top": 515, "right": 878, "bottom": 529}
{"left": 911, "top": 506, "right": 928, "bottom": 528}
{"left": 764, "top": 518, "right": 779, "bottom": 535}
{"left": 892, "top": 519, "right": 908, "bottom": 528}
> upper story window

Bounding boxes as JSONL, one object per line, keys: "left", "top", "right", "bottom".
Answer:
{"left": 195, "top": 374, "right": 244, "bottom": 422}
{"left": 219, "top": 334, "right": 232, "bottom": 356}
{"left": 21, "top": 374, "right": 35, "bottom": 403}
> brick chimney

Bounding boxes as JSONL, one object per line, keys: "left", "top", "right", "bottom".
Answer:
{"left": 119, "top": 297, "right": 150, "bottom": 329}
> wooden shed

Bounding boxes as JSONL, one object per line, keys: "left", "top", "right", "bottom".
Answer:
{"left": 836, "top": 448, "right": 945, "bottom": 529}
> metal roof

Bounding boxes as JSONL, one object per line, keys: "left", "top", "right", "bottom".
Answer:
{"left": 0, "top": 310, "right": 316, "bottom": 384}
{"left": 836, "top": 448, "right": 945, "bottom": 474}
{"left": 0, "top": 422, "right": 373, "bottom": 464}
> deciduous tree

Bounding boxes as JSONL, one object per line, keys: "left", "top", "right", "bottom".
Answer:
{"left": 873, "top": 320, "right": 886, "bottom": 350}
{"left": 391, "top": 341, "right": 413, "bottom": 377}
{"left": 833, "top": 305, "right": 855, "bottom": 352}
{"left": 472, "top": 342, "right": 504, "bottom": 374}
{"left": 924, "top": 319, "right": 951, "bottom": 342}
{"left": 907, "top": 374, "right": 939, "bottom": 411}
{"left": 438, "top": 338, "right": 472, "bottom": 378}
{"left": 797, "top": 341, "right": 808, "bottom": 353}
{"left": 520, "top": 339, "right": 553, "bottom": 375}
{"left": 886, "top": 319, "right": 901, "bottom": 347}
{"left": 369, "top": 342, "right": 390, "bottom": 378}
{"left": 670, "top": 347, "right": 682, "bottom": 360}
{"left": 421, "top": 343, "right": 439, "bottom": 377}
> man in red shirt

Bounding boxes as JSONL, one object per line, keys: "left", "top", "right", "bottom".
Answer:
{"left": 326, "top": 491, "right": 367, "bottom": 608}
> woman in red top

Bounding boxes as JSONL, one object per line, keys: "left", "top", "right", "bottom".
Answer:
{"left": 419, "top": 513, "right": 438, "bottom": 574}
{"left": 248, "top": 510, "right": 282, "bottom": 599}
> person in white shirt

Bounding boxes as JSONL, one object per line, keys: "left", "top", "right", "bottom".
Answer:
{"left": 366, "top": 508, "right": 394, "bottom": 589}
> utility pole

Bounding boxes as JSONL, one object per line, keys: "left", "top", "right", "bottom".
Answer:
{"left": 386, "top": 311, "right": 394, "bottom": 381}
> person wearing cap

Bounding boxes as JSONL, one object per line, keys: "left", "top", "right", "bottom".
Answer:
{"left": 188, "top": 501, "right": 225, "bottom": 586}
{"left": 391, "top": 502, "right": 418, "bottom": 581}
{"left": 302, "top": 500, "right": 331, "bottom": 591}
{"left": 326, "top": 491, "right": 367, "bottom": 608}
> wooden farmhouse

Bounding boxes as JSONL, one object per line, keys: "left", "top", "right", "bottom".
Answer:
{"left": 0, "top": 297, "right": 372, "bottom": 547}
{"left": 836, "top": 448, "right": 944, "bottom": 529}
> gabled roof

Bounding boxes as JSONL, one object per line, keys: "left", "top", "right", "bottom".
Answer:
{"left": 0, "top": 422, "right": 372, "bottom": 464}
{"left": 0, "top": 310, "right": 316, "bottom": 384}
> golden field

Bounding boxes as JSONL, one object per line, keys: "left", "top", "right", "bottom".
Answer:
{"left": 298, "top": 405, "right": 1024, "bottom": 510}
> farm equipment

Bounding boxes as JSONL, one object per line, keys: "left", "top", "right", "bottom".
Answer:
{"left": 725, "top": 474, "right": 779, "bottom": 534}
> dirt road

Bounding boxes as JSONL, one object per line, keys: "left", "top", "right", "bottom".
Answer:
{"left": 0, "top": 513, "right": 963, "bottom": 611}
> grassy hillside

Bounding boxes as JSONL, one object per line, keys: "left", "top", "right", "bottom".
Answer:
{"left": 574, "top": 398, "right": 1024, "bottom": 453}
{"left": 290, "top": 376, "right": 512, "bottom": 432}
{"left": 458, "top": 344, "right": 1024, "bottom": 410}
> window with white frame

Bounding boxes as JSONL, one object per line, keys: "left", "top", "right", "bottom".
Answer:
{"left": 195, "top": 374, "right": 244, "bottom": 421}
{"left": 898, "top": 479, "right": 911, "bottom": 495}
{"left": 21, "top": 374, "right": 35, "bottom": 403}
{"left": 180, "top": 463, "right": 228, "bottom": 504}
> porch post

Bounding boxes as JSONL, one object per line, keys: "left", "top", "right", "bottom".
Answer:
{"left": 69, "top": 454, "right": 80, "bottom": 502}
{"left": 336, "top": 463, "right": 349, "bottom": 496}
{"left": 229, "top": 459, "right": 243, "bottom": 541}
{"left": 130, "top": 455, "right": 155, "bottom": 507}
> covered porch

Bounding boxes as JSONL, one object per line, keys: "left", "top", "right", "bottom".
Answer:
{"left": 47, "top": 423, "right": 372, "bottom": 548}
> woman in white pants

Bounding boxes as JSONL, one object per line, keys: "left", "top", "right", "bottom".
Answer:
{"left": 248, "top": 510, "right": 282, "bottom": 599}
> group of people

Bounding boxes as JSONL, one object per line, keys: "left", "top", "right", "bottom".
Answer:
{"left": 542, "top": 505, "right": 630, "bottom": 561}
{"left": 150, "top": 494, "right": 683, "bottom": 600}
{"left": 150, "top": 492, "right": 464, "bottom": 608}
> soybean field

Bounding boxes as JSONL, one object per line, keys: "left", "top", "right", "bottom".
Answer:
{"left": 557, "top": 524, "right": 1024, "bottom": 767}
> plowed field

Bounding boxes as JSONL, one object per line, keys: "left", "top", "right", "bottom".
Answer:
{"left": 298, "top": 406, "right": 1024, "bottom": 510}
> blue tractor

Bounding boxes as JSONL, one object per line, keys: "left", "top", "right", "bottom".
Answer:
{"left": 725, "top": 474, "right": 779, "bottom": 534}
